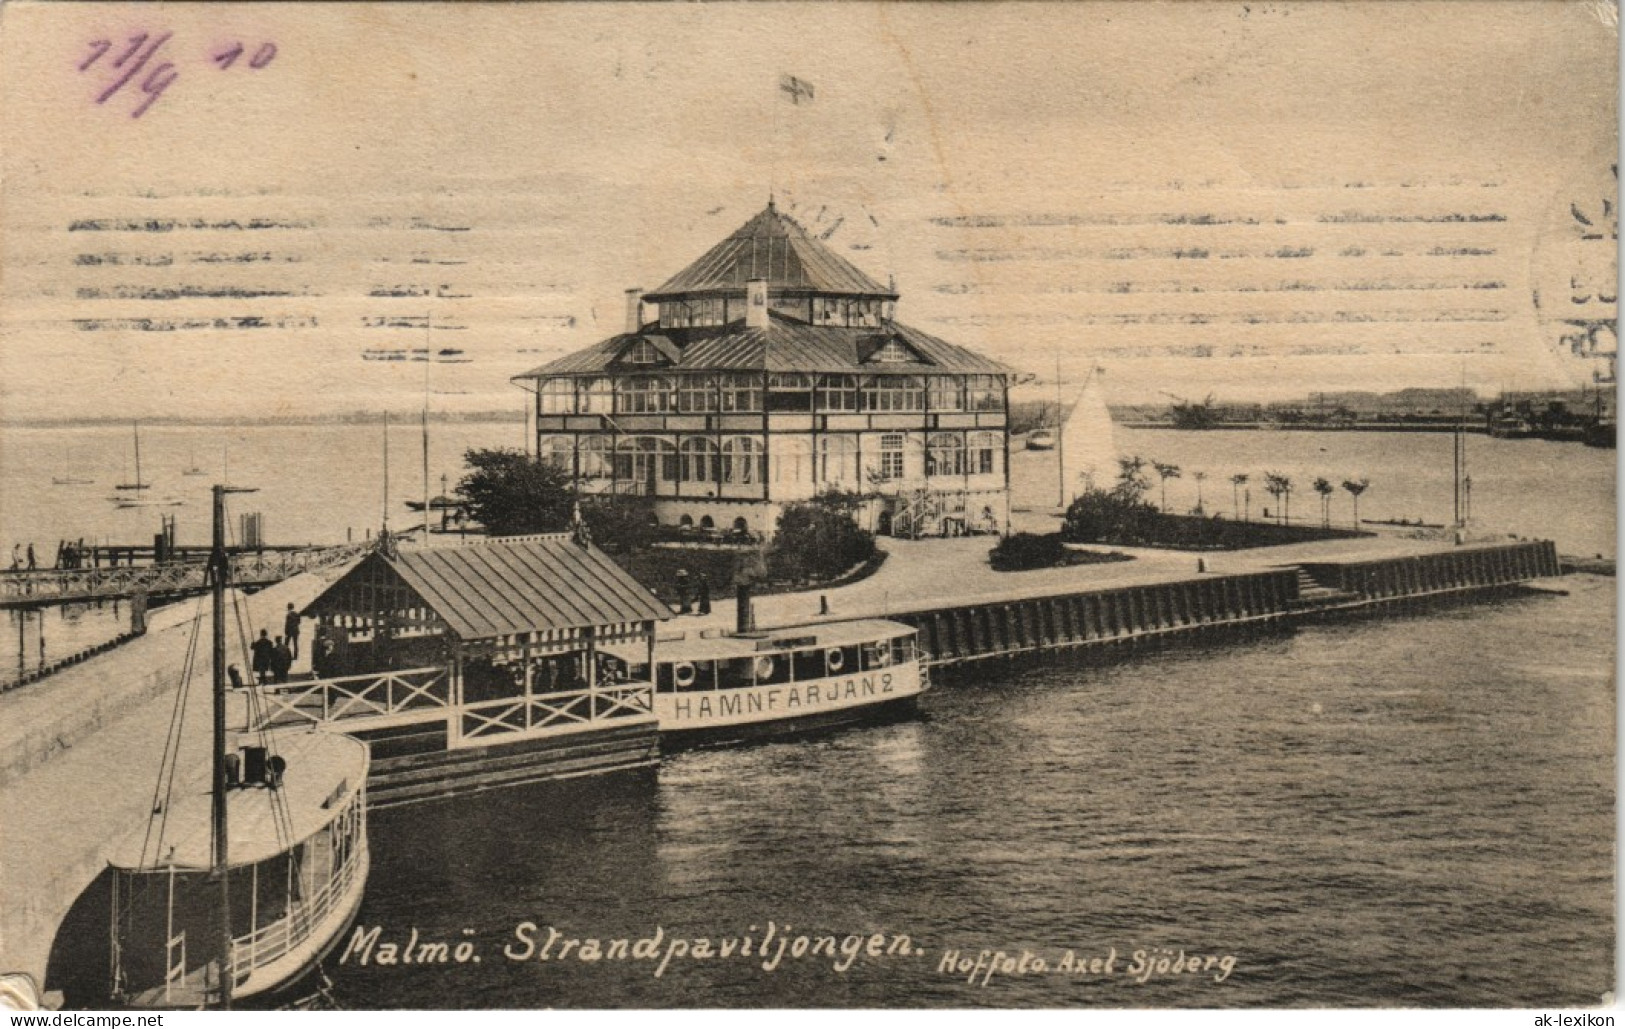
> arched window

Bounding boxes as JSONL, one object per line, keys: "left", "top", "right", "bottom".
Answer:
{"left": 578, "top": 437, "right": 611, "bottom": 480}
{"left": 817, "top": 436, "right": 859, "bottom": 484}
{"left": 679, "top": 437, "right": 720, "bottom": 483}
{"left": 614, "top": 437, "right": 667, "bottom": 487}
{"left": 732, "top": 516, "right": 749, "bottom": 533}
{"left": 969, "top": 431, "right": 1001, "bottom": 476}
{"left": 538, "top": 379, "right": 576, "bottom": 415}
{"left": 678, "top": 513, "right": 694, "bottom": 528}
{"left": 620, "top": 375, "right": 673, "bottom": 414}
{"left": 699, "top": 515, "right": 715, "bottom": 530}
{"left": 772, "top": 438, "right": 810, "bottom": 485}
{"left": 538, "top": 436, "right": 575, "bottom": 473}
{"left": 722, "top": 437, "right": 764, "bottom": 485}
{"left": 926, "top": 432, "right": 966, "bottom": 477}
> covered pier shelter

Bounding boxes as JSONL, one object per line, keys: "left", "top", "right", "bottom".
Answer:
{"left": 256, "top": 534, "right": 672, "bottom": 807}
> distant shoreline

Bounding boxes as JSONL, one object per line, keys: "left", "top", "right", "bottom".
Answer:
{"left": 0, "top": 411, "right": 527, "bottom": 429}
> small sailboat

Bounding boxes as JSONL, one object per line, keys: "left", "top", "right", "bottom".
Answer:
{"left": 106, "top": 484, "right": 370, "bottom": 1009}
{"left": 52, "top": 447, "right": 94, "bottom": 486}
{"left": 1056, "top": 363, "right": 1118, "bottom": 506}
{"left": 114, "top": 423, "right": 151, "bottom": 492}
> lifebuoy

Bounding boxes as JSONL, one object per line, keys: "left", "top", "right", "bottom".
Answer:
{"left": 826, "top": 647, "right": 845, "bottom": 672}
{"left": 754, "top": 655, "right": 776, "bottom": 680}
{"left": 673, "top": 662, "right": 696, "bottom": 688}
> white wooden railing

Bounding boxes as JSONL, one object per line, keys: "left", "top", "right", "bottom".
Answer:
{"left": 453, "top": 682, "right": 653, "bottom": 746}
{"left": 254, "top": 666, "right": 451, "bottom": 729}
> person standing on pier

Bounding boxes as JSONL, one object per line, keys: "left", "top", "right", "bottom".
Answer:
{"left": 271, "top": 636, "right": 293, "bottom": 684}
{"left": 675, "top": 568, "right": 692, "bottom": 615}
{"left": 283, "top": 602, "right": 301, "bottom": 660}
{"left": 10, "top": 544, "right": 20, "bottom": 571}
{"left": 251, "top": 628, "right": 276, "bottom": 684}
{"left": 26, "top": 544, "right": 36, "bottom": 571}
{"left": 697, "top": 575, "right": 711, "bottom": 616}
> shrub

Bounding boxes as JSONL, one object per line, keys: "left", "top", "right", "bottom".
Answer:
{"left": 1061, "top": 485, "right": 1161, "bottom": 545}
{"left": 989, "top": 532, "right": 1067, "bottom": 571}
{"left": 767, "top": 500, "right": 877, "bottom": 583}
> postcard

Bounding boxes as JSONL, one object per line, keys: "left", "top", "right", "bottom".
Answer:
{"left": 0, "top": 1, "right": 1615, "bottom": 1014}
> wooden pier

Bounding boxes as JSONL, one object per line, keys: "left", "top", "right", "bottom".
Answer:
{"left": 0, "top": 542, "right": 371, "bottom": 610}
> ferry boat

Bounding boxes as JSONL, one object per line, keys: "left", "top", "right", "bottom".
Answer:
{"left": 635, "top": 619, "right": 929, "bottom": 744}
{"left": 105, "top": 485, "right": 370, "bottom": 1009}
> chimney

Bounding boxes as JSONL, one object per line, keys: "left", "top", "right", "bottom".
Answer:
{"left": 746, "top": 277, "right": 770, "bottom": 330}
{"left": 624, "top": 288, "right": 643, "bottom": 333}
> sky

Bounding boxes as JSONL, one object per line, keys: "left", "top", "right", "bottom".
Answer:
{"left": 0, "top": 1, "right": 1617, "bottom": 420}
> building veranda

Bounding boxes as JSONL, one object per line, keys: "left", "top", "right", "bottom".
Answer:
{"left": 514, "top": 201, "right": 1013, "bottom": 539}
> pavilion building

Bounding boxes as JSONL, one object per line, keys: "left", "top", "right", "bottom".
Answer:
{"left": 513, "top": 201, "right": 1012, "bottom": 538}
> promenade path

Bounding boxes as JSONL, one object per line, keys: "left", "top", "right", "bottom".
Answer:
{"left": 661, "top": 530, "right": 1459, "bottom": 638}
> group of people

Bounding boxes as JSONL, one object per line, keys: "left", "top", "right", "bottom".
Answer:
{"left": 241, "top": 602, "right": 304, "bottom": 687}
{"left": 672, "top": 569, "right": 711, "bottom": 615}
{"left": 8, "top": 540, "right": 106, "bottom": 572}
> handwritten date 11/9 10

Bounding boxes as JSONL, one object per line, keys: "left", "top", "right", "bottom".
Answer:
{"left": 79, "top": 34, "right": 278, "bottom": 118}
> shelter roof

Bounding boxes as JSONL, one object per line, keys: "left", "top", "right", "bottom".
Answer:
{"left": 306, "top": 536, "right": 670, "bottom": 640}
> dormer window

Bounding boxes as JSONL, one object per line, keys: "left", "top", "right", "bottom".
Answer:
{"left": 623, "top": 339, "right": 664, "bottom": 365}
{"left": 870, "top": 338, "right": 916, "bottom": 363}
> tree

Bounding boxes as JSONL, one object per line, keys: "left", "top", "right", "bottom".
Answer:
{"left": 1116, "top": 455, "right": 1150, "bottom": 498}
{"left": 1263, "top": 472, "right": 1293, "bottom": 525}
{"left": 1342, "top": 477, "right": 1370, "bottom": 528}
{"left": 1192, "top": 470, "right": 1207, "bottom": 515}
{"left": 1313, "top": 477, "right": 1335, "bottom": 527}
{"left": 1150, "top": 461, "right": 1181, "bottom": 513}
{"left": 455, "top": 448, "right": 574, "bottom": 536}
{"left": 1230, "top": 473, "right": 1249, "bottom": 521}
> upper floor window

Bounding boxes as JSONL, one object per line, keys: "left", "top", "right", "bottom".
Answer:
{"left": 578, "top": 377, "right": 614, "bottom": 415}
{"left": 677, "top": 375, "right": 716, "bottom": 414}
{"left": 620, "top": 375, "right": 673, "bottom": 414}
{"left": 719, "top": 373, "right": 762, "bottom": 413}
{"left": 817, "top": 374, "right": 860, "bottom": 412}
{"left": 927, "top": 376, "right": 965, "bottom": 412}
{"left": 966, "top": 375, "right": 1005, "bottom": 412}
{"left": 863, "top": 375, "right": 924, "bottom": 413}
{"left": 768, "top": 372, "right": 813, "bottom": 413}
{"left": 660, "top": 297, "right": 726, "bottom": 329}
{"left": 538, "top": 378, "right": 576, "bottom": 415}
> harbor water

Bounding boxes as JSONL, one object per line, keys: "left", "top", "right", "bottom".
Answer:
{"left": 338, "top": 575, "right": 1614, "bottom": 1008}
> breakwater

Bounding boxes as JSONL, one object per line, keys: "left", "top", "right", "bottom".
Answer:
{"left": 875, "top": 540, "right": 1559, "bottom": 668}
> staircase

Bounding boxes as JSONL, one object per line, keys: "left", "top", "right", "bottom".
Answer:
{"left": 1289, "top": 566, "right": 1358, "bottom": 609}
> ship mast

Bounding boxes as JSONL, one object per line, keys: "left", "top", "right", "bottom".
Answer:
{"left": 210, "top": 482, "right": 254, "bottom": 1008}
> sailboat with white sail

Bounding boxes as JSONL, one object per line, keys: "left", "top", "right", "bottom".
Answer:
{"left": 114, "top": 423, "right": 151, "bottom": 492}
{"left": 1055, "top": 363, "right": 1117, "bottom": 507}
